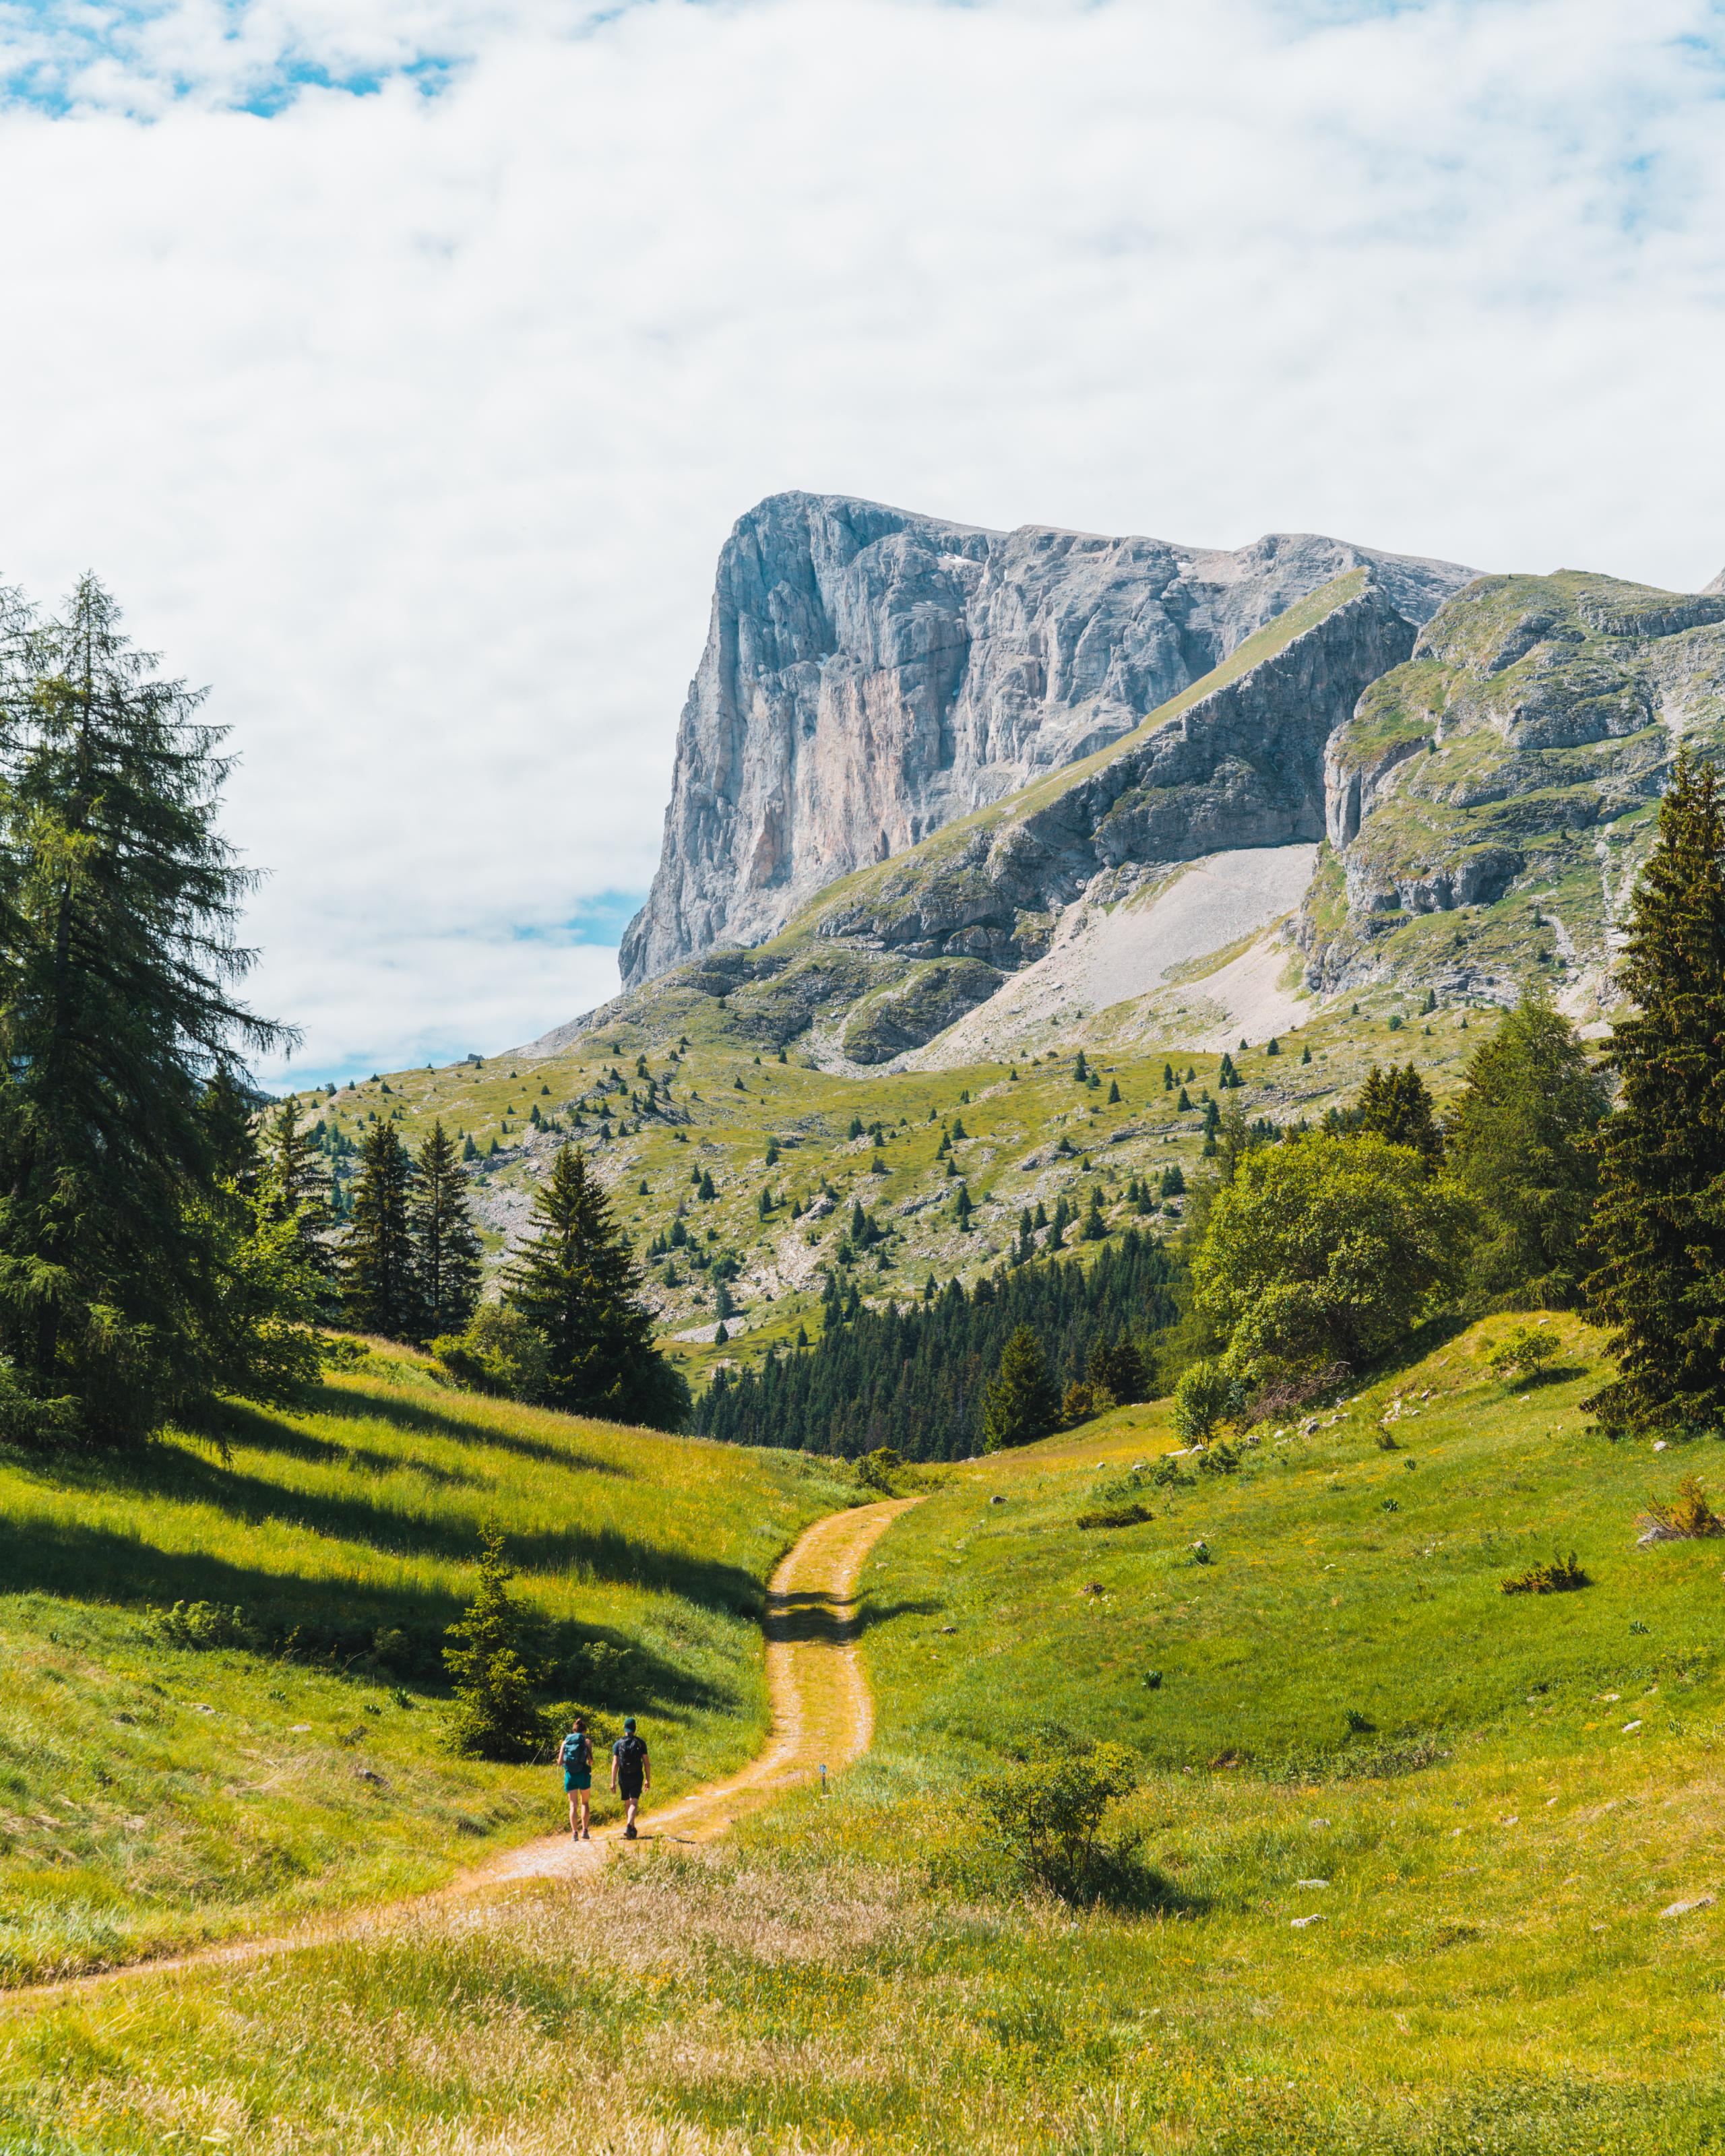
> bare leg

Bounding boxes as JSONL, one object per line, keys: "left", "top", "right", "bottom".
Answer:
{"left": 567, "top": 1792, "right": 578, "bottom": 1838}
{"left": 579, "top": 1789, "right": 591, "bottom": 1839}
{"left": 625, "top": 1794, "right": 639, "bottom": 1834}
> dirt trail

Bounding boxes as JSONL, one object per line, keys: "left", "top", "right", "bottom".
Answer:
{"left": 7, "top": 1496, "right": 918, "bottom": 2007}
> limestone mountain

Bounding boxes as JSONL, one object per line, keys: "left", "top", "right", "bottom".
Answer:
{"left": 620, "top": 493, "right": 1474, "bottom": 987}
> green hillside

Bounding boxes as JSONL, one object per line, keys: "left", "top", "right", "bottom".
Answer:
{"left": 10, "top": 1319, "right": 1722, "bottom": 2152}
{"left": 0, "top": 1345, "right": 850, "bottom": 1983}
{"left": 301, "top": 996, "right": 1491, "bottom": 1399}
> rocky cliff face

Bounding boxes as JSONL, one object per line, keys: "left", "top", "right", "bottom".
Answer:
{"left": 620, "top": 493, "right": 1474, "bottom": 986}
{"left": 1300, "top": 572, "right": 1725, "bottom": 1001}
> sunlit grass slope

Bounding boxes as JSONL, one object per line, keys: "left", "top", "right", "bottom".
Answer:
{"left": 0, "top": 1343, "right": 851, "bottom": 1984}
{"left": 9, "top": 1318, "right": 1724, "bottom": 2153}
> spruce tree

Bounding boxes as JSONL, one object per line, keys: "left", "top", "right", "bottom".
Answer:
{"left": 341, "top": 1122, "right": 422, "bottom": 1339}
{"left": 263, "top": 1100, "right": 336, "bottom": 1289}
{"left": 415, "top": 1120, "right": 482, "bottom": 1337}
{"left": 443, "top": 1523, "right": 547, "bottom": 1762}
{"left": 0, "top": 575, "right": 290, "bottom": 1442}
{"left": 505, "top": 1145, "right": 688, "bottom": 1428}
{"left": 1585, "top": 751, "right": 1725, "bottom": 1431}
{"left": 982, "top": 1325, "right": 1060, "bottom": 1449}
{"left": 1356, "top": 1063, "right": 1443, "bottom": 1168}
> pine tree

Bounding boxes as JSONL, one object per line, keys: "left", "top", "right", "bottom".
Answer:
{"left": 1177, "top": 1087, "right": 1193, "bottom": 1112}
{"left": 1073, "top": 1051, "right": 1088, "bottom": 1082}
{"left": 982, "top": 1325, "right": 1061, "bottom": 1449}
{"left": 1585, "top": 751, "right": 1725, "bottom": 1431}
{"left": 1081, "top": 1187, "right": 1107, "bottom": 1240}
{"left": 1356, "top": 1063, "right": 1444, "bottom": 1168}
{"left": 0, "top": 575, "right": 290, "bottom": 1442}
{"left": 199, "top": 1067, "right": 261, "bottom": 1200}
{"left": 1107, "top": 1079, "right": 1121, "bottom": 1105}
{"left": 955, "top": 1182, "right": 974, "bottom": 1231}
{"left": 1162, "top": 1063, "right": 1174, "bottom": 1091}
{"left": 505, "top": 1145, "right": 688, "bottom": 1428}
{"left": 415, "top": 1120, "right": 482, "bottom": 1337}
{"left": 443, "top": 1523, "right": 547, "bottom": 1761}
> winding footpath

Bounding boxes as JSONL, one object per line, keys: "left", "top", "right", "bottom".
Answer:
{"left": 8, "top": 1495, "right": 918, "bottom": 2007}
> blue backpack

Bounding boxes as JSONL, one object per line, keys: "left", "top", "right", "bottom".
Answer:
{"left": 560, "top": 1731, "right": 591, "bottom": 1771}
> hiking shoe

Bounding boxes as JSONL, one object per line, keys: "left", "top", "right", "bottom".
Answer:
{"left": 623, "top": 1824, "right": 637, "bottom": 1839}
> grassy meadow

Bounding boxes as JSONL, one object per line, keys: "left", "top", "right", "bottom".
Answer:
{"left": 7, "top": 1314, "right": 1723, "bottom": 2151}
{"left": 0, "top": 1341, "right": 852, "bottom": 1984}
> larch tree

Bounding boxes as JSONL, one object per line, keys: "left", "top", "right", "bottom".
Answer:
{"left": 1584, "top": 750, "right": 1725, "bottom": 1432}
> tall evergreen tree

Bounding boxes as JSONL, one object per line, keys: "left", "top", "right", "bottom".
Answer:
{"left": 505, "top": 1145, "right": 687, "bottom": 1428}
{"left": 414, "top": 1120, "right": 482, "bottom": 1337}
{"left": 1584, "top": 751, "right": 1725, "bottom": 1431}
{"left": 0, "top": 575, "right": 291, "bottom": 1442}
{"left": 263, "top": 1100, "right": 336, "bottom": 1289}
{"left": 198, "top": 1067, "right": 261, "bottom": 1201}
{"left": 1356, "top": 1063, "right": 1444, "bottom": 1168}
{"left": 1447, "top": 993, "right": 1608, "bottom": 1308}
{"left": 982, "top": 1324, "right": 1061, "bottom": 1450}
{"left": 341, "top": 1122, "right": 422, "bottom": 1339}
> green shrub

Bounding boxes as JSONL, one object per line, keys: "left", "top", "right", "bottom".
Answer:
{"left": 1501, "top": 1551, "right": 1589, "bottom": 1595}
{"left": 433, "top": 1304, "right": 551, "bottom": 1404}
{"left": 965, "top": 1729, "right": 1143, "bottom": 1903}
{"left": 1172, "top": 1358, "right": 1235, "bottom": 1442}
{"left": 1485, "top": 1323, "right": 1561, "bottom": 1386}
{"left": 153, "top": 1600, "right": 256, "bottom": 1651}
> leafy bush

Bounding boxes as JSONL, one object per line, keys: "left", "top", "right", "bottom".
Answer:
{"left": 1172, "top": 1358, "right": 1236, "bottom": 1442}
{"left": 153, "top": 1600, "right": 257, "bottom": 1651}
{"left": 856, "top": 1445, "right": 912, "bottom": 1494}
{"left": 1485, "top": 1323, "right": 1561, "bottom": 1386}
{"left": 1501, "top": 1551, "right": 1590, "bottom": 1595}
{"left": 965, "top": 1728, "right": 1143, "bottom": 1903}
{"left": 433, "top": 1304, "right": 551, "bottom": 1404}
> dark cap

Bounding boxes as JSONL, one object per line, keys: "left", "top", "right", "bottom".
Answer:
{"left": 623, "top": 1715, "right": 636, "bottom": 1731}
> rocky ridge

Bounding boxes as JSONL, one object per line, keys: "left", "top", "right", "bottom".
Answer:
{"left": 621, "top": 493, "right": 1474, "bottom": 986}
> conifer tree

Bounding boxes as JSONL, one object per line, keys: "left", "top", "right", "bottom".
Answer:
{"left": 415, "top": 1120, "right": 482, "bottom": 1337}
{"left": 1081, "top": 1187, "right": 1107, "bottom": 1240}
{"left": 1449, "top": 993, "right": 1607, "bottom": 1307}
{"left": 1356, "top": 1063, "right": 1444, "bottom": 1168}
{"left": 505, "top": 1144, "right": 687, "bottom": 1428}
{"left": 982, "top": 1325, "right": 1061, "bottom": 1449}
{"left": 0, "top": 575, "right": 291, "bottom": 1442}
{"left": 341, "top": 1122, "right": 422, "bottom": 1339}
{"left": 263, "top": 1100, "right": 336, "bottom": 1286}
{"left": 1585, "top": 751, "right": 1725, "bottom": 1430}
{"left": 199, "top": 1067, "right": 261, "bottom": 1199}
{"left": 443, "top": 1523, "right": 546, "bottom": 1761}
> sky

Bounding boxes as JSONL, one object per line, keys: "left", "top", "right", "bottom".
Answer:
{"left": 0, "top": 0, "right": 1722, "bottom": 1087}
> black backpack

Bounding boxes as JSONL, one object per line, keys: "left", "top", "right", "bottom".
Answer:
{"left": 615, "top": 1732, "right": 646, "bottom": 1771}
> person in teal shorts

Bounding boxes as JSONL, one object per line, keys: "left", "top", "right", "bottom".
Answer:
{"left": 559, "top": 1715, "right": 593, "bottom": 1840}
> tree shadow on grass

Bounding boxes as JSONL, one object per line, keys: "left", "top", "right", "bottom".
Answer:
{"left": 764, "top": 1586, "right": 941, "bottom": 1648}
{"left": 285, "top": 1383, "right": 637, "bottom": 1478}
{"left": 0, "top": 1512, "right": 734, "bottom": 1717}
{"left": 7, "top": 1417, "right": 769, "bottom": 1618}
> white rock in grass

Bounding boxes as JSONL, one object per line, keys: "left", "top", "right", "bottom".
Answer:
{"left": 1295, "top": 1878, "right": 1329, "bottom": 1889}
{"left": 1660, "top": 1895, "right": 1716, "bottom": 1920}
{"left": 1290, "top": 1913, "right": 1326, "bottom": 1928}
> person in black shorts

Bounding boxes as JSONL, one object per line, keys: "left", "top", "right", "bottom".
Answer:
{"left": 610, "top": 1715, "right": 650, "bottom": 1838}
{"left": 559, "top": 1715, "right": 592, "bottom": 1840}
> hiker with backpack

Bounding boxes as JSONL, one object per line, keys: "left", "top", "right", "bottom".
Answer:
{"left": 559, "top": 1715, "right": 594, "bottom": 1841}
{"left": 610, "top": 1715, "right": 650, "bottom": 1839}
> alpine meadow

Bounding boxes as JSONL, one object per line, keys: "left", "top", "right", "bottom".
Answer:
{"left": 5, "top": 8, "right": 1725, "bottom": 2146}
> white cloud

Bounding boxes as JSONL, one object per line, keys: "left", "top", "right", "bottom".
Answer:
{"left": 0, "top": 0, "right": 1720, "bottom": 1083}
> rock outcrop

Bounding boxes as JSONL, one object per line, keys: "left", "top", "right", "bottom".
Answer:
{"left": 620, "top": 493, "right": 1474, "bottom": 986}
{"left": 1300, "top": 571, "right": 1725, "bottom": 998}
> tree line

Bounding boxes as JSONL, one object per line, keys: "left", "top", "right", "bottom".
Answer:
{"left": 691, "top": 1230, "right": 1177, "bottom": 1459}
